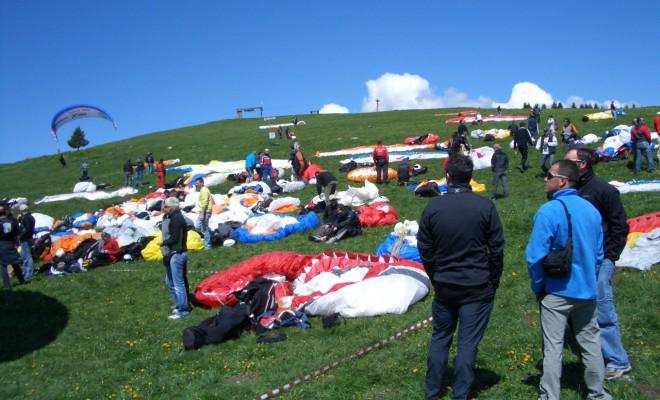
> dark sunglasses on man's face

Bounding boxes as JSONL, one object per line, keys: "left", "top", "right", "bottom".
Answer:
{"left": 545, "top": 171, "right": 569, "bottom": 180}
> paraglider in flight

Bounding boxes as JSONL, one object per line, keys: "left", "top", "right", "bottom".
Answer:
{"left": 50, "top": 104, "right": 117, "bottom": 143}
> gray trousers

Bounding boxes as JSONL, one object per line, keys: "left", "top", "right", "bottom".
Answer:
{"left": 491, "top": 172, "right": 508, "bottom": 198}
{"left": 539, "top": 294, "right": 611, "bottom": 400}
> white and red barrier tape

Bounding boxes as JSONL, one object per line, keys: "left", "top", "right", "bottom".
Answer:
{"left": 255, "top": 316, "right": 433, "bottom": 400}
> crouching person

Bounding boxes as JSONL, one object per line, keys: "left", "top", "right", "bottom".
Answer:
{"left": 159, "top": 197, "right": 191, "bottom": 320}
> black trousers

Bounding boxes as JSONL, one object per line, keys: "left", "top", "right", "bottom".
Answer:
{"left": 375, "top": 161, "right": 389, "bottom": 183}
{"left": 425, "top": 298, "right": 494, "bottom": 400}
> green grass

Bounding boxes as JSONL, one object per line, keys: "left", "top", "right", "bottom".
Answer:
{"left": 1, "top": 107, "right": 659, "bottom": 399}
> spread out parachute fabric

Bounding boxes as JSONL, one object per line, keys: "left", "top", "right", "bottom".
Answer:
{"left": 194, "top": 251, "right": 430, "bottom": 317}
{"left": 347, "top": 167, "right": 397, "bottom": 182}
{"left": 404, "top": 133, "right": 440, "bottom": 145}
{"left": 341, "top": 150, "right": 448, "bottom": 165}
{"left": 140, "top": 231, "right": 205, "bottom": 262}
{"left": 34, "top": 187, "right": 138, "bottom": 205}
{"left": 375, "top": 220, "right": 421, "bottom": 262}
{"left": 50, "top": 104, "right": 117, "bottom": 142}
{"left": 616, "top": 212, "right": 660, "bottom": 271}
{"left": 358, "top": 202, "right": 398, "bottom": 227}
{"left": 232, "top": 212, "right": 320, "bottom": 243}
{"left": 316, "top": 143, "right": 434, "bottom": 158}
{"left": 609, "top": 180, "right": 660, "bottom": 194}
{"left": 445, "top": 115, "right": 527, "bottom": 124}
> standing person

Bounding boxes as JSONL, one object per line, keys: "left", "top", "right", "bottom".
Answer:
{"left": 417, "top": 155, "right": 504, "bottom": 400}
{"left": 536, "top": 128, "right": 558, "bottom": 175}
{"left": 289, "top": 144, "right": 307, "bottom": 181}
{"left": 277, "top": 126, "right": 283, "bottom": 140}
{"left": 526, "top": 160, "right": 611, "bottom": 400}
{"left": 533, "top": 104, "right": 541, "bottom": 124}
{"left": 654, "top": 111, "right": 660, "bottom": 137}
{"left": 80, "top": 161, "right": 90, "bottom": 181}
{"left": 490, "top": 144, "right": 509, "bottom": 199}
{"left": 560, "top": 119, "right": 579, "bottom": 148}
{"left": 194, "top": 179, "right": 212, "bottom": 251}
{"left": 0, "top": 202, "right": 26, "bottom": 290}
{"left": 259, "top": 148, "right": 273, "bottom": 181}
{"left": 146, "top": 152, "right": 155, "bottom": 175}
{"left": 372, "top": 140, "right": 390, "bottom": 184}
{"left": 513, "top": 122, "right": 534, "bottom": 172}
{"left": 245, "top": 150, "right": 257, "bottom": 181}
{"left": 565, "top": 147, "right": 632, "bottom": 380}
{"left": 58, "top": 153, "right": 67, "bottom": 167}
{"left": 156, "top": 159, "right": 166, "bottom": 189}
{"left": 315, "top": 170, "right": 338, "bottom": 202}
{"left": 497, "top": 105, "right": 502, "bottom": 116}
{"left": 547, "top": 115, "right": 557, "bottom": 133}
{"left": 508, "top": 120, "right": 518, "bottom": 137}
{"left": 630, "top": 117, "right": 655, "bottom": 174}
{"left": 159, "top": 197, "right": 191, "bottom": 320}
{"left": 528, "top": 113, "right": 539, "bottom": 140}
{"left": 610, "top": 101, "right": 617, "bottom": 120}
{"left": 135, "top": 159, "right": 145, "bottom": 187}
{"left": 123, "top": 159, "right": 134, "bottom": 187}
{"left": 457, "top": 119, "right": 469, "bottom": 138}
{"left": 17, "top": 204, "right": 35, "bottom": 280}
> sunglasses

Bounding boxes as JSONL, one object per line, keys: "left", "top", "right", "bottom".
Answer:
{"left": 545, "top": 171, "right": 569, "bottom": 180}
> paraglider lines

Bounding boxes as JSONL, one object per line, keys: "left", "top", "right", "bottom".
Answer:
{"left": 255, "top": 316, "right": 433, "bottom": 399}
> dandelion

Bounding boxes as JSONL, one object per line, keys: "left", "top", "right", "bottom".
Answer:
{"left": 412, "top": 368, "right": 419, "bottom": 374}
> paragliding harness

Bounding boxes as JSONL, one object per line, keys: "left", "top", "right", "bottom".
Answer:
{"left": 373, "top": 146, "right": 388, "bottom": 165}
{"left": 339, "top": 161, "right": 358, "bottom": 173}
{"left": 414, "top": 181, "right": 441, "bottom": 197}
{"left": 182, "top": 278, "right": 284, "bottom": 351}
{"left": 309, "top": 204, "right": 361, "bottom": 243}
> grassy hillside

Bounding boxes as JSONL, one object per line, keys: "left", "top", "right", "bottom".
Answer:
{"left": 1, "top": 107, "right": 659, "bottom": 399}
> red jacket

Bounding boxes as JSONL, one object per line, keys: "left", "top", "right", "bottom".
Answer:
{"left": 372, "top": 144, "right": 389, "bottom": 162}
{"left": 631, "top": 125, "right": 651, "bottom": 143}
{"left": 102, "top": 237, "right": 121, "bottom": 263}
{"left": 654, "top": 115, "right": 660, "bottom": 135}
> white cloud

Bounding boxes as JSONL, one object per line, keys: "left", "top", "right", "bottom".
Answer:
{"left": 360, "top": 73, "right": 492, "bottom": 112}
{"left": 495, "top": 82, "right": 554, "bottom": 108}
{"left": 358, "top": 73, "right": 639, "bottom": 112}
{"left": 319, "top": 103, "right": 350, "bottom": 114}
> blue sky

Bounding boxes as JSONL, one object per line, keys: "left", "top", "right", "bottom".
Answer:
{"left": 1, "top": 0, "right": 658, "bottom": 163}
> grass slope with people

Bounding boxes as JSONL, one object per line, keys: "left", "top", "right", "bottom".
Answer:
{"left": 0, "top": 107, "right": 659, "bottom": 399}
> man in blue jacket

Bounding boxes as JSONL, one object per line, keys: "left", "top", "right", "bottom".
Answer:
{"left": 526, "top": 160, "right": 611, "bottom": 400}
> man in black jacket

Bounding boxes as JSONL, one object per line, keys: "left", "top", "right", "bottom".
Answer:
{"left": 513, "top": 122, "right": 534, "bottom": 172}
{"left": 0, "top": 202, "right": 26, "bottom": 289}
{"left": 490, "top": 144, "right": 509, "bottom": 200}
{"left": 18, "top": 204, "right": 35, "bottom": 279}
{"left": 565, "top": 147, "right": 632, "bottom": 380}
{"left": 417, "top": 155, "right": 504, "bottom": 400}
{"left": 315, "top": 170, "right": 338, "bottom": 202}
{"left": 159, "top": 197, "right": 191, "bottom": 320}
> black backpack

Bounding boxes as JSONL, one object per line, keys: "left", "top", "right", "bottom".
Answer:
{"left": 542, "top": 199, "right": 573, "bottom": 279}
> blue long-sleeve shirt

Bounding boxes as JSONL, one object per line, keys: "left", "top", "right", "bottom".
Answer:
{"left": 526, "top": 189, "right": 603, "bottom": 300}
{"left": 245, "top": 152, "right": 257, "bottom": 169}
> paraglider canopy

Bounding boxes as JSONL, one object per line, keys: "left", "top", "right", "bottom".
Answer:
{"left": 50, "top": 104, "right": 117, "bottom": 142}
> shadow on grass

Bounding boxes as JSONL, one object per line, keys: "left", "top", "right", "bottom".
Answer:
{"left": 0, "top": 290, "right": 69, "bottom": 362}
{"left": 523, "top": 361, "right": 587, "bottom": 397}
{"left": 438, "top": 367, "right": 501, "bottom": 398}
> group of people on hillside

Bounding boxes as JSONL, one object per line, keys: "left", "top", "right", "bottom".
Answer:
{"left": 420, "top": 148, "right": 632, "bottom": 399}
{"left": 116, "top": 152, "right": 167, "bottom": 189}
{"left": 490, "top": 113, "right": 657, "bottom": 200}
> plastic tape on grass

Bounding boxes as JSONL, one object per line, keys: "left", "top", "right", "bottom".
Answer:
{"left": 255, "top": 316, "right": 432, "bottom": 400}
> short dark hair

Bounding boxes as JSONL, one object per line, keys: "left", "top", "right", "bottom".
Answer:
{"left": 446, "top": 154, "right": 473, "bottom": 185}
{"left": 552, "top": 160, "right": 579, "bottom": 187}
